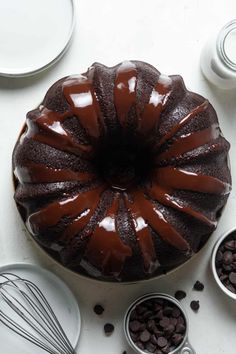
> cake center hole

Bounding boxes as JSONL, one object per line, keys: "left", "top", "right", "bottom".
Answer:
{"left": 95, "top": 138, "right": 154, "bottom": 190}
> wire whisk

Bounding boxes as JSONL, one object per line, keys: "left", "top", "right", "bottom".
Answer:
{"left": 0, "top": 272, "right": 76, "bottom": 354}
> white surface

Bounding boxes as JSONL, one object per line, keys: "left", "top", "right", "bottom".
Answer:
{"left": 0, "top": 263, "right": 81, "bottom": 354}
{"left": 0, "top": 1, "right": 236, "bottom": 354}
{"left": 0, "top": 0, "right": 75, "bottom": 76}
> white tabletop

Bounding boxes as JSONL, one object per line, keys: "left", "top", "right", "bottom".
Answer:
{"left": 0, "top": 1, "right": 236, "bottom": 353}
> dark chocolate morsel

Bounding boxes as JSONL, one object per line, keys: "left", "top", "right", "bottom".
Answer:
{"left": 140, "top": 329, "right": 151, "bottom": 343}
{"left": 93, "top": 304, "right": 104, "bottom": 315}
{"left": 193, "top": 280, "right": 204, "bottom": 291}
{"left": 190, "top": 300, "right": 200, "bottom": 312}
{"left": 104, "top": 323, "right": 114, "bottom": 335}
{"left": 174, "top": 290, "right": 186, "bottom": 300}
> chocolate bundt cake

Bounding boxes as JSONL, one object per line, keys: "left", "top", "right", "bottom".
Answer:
{"left": 13, "top": 61, "right": 231, "bottom": 282}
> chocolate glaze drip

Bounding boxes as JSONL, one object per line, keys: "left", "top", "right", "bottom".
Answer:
{"left": 114, "top": 61, "right": 137, "bottom": 126}
{"left": 85, "top": 195, "right": 132, "bottom": 276}
{"left": 14, "top": 163, "right": 95, "bottom": 183}
{"left": 139, "top": 74, "right": 172, "bottom": 134}
{"left": 13, "top": 61, "right": 231, "bottom": 281}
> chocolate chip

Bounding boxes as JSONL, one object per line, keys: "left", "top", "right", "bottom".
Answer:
{"left": 146, "top": 342, "right": 157, "bottom": 353}
{"left": 147, "top": 319, "right": 156, "bottom": 332}
{"left": 162, "top": 345, "right": 171, "bottom": 353}
{"left": 229, "top": 272, "right": 236, "bottom": 285}
{"left": 157, "top": 336, "right": 168, "bottom": 348}
{"left": 163, "top": 306, "right": 173, "bottom": 316}
{"left": 159, "top": 317, "right": 170, "bottom": 328}
{"left": 143, "top": 310, "right": 153, "bottom": 320}
{"left": 104, "top": 323, "right": 114, "bottom": 335}
{"left": 136, "top": 341, "right": 145, "bottom": 350}
{"left": 223, "top": 251, "right": 233, "bottom": 265}
{"left": 150, "top": 334, "right": 158, "bottom": 345}
{"left": 174, "top": 290, "right": 186, "bottom": 300}
{"left": 216, "top": 250, "right": 223, "bottom": 263}
{"left": 169, "top": 318, "right": 178, "bottom": 326}
{"left": 122, "top": 351, "right": 127, "bottom": 354}
{"left": 130, "top": 309, "right": 138, "bottom": 320}
{"left": 190, "top": 300, "right": 200, "bottom": 312}
{"left": 176, "top": 323, "right": 186, "bottom": 334}
{"left": 130, "top": 332, "right": 139, "bottom": 341}
{"left": 140, "top": 329, "right": 151, "bottom": 343}
{"left": 193, "top": 280, "right": 204, "bottom": 291}
{"left": 172, "top": 333, "right": 183, "bottom": 346}
{"left": 129, "top": 320, "right": 141, "bottom": 332}
{"left": 156, "top": 309, "right": 164, "bottom": 320}
{"left": 93, "top": 304, "right": 104, "bottom": 315}
{"left": 177, "top": 316, "right": 185, "bottom": 325}
{"left": 226, "top": 284, "right": 236, "bottom": 293}
{"left": 222, "top": 264, "right": 232, "bottom": 272}
{"left": 172, "top": 307, "right": 181, "bottom": 318}
{"left": 225, "top": 240, "right": 236, "bottom": 251}
{"left": 164, "top": 324, "right": 175, "bottom": 336}
{"left": 136, "top": 305, "right": 146, "bottom": 315}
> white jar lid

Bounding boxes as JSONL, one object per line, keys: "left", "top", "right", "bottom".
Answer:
{"left": 0, "top": 0, "right": 75, "bottom": 77}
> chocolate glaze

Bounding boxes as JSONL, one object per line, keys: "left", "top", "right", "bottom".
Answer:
{"left": 13, "top": 61, "right": 231, "bottom": 282}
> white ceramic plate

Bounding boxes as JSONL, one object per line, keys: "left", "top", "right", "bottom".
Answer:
{"left": 0, "top": 0, "right": 75, "bottom": 77}
{"left": 0, "top": 263, "right": 81, "bottom": 354}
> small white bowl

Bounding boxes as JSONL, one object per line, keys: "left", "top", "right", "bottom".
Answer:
{"left": 211, "top": 227, "right": 236, "bottom": 300}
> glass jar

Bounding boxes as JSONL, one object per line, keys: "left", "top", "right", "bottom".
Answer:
{"left": 200, "top": 20, "right": 236, "bottom": 89}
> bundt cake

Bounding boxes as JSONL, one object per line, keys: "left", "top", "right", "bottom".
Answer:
{"left": 13, "top": 60, "right": 231, "bottom": 282}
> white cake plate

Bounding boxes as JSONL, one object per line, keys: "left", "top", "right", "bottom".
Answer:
{"left": 0, "top": 0, "right": 75, "bottom": 77}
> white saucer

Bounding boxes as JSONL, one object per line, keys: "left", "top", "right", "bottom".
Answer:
{"left": 0, "top": 263, "right": 81, "bottom": 354}
{"left": 0, "top": 0, "right": 75, "bottom": 77}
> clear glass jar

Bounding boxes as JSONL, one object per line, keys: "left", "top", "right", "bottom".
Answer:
{"left": 200, "top": 20, "right": 236, "bottom": 89}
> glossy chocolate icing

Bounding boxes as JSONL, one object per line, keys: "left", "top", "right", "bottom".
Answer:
{"left": 13, "top": 61, "right": 231, "bottom": 281}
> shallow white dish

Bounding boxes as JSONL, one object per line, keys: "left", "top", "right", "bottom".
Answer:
{"left": 211, "top": 227, "right": 236, "bottom": 300}
{"left": 0, "top": 0, "right": 75, "bottom": 77}
{"left": 0, "top": 263, "right": 81, "bottom": 354}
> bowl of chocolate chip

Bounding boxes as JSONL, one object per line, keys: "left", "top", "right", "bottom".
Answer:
{"left": 212, "top": 228, "right": 236, "bottom": 300}
{"left": 124, "top": 293, "right": 195, "bottom": 354}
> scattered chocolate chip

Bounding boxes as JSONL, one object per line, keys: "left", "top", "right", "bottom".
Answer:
{"left": 122, "top": 352, "right": 127, "bottom": 354}
{"left": 157, "top": 336, "right": 168, "bottom": 348}
{"left": 190, "top": 300, "right": 200, "bottom": 312}
{"left": 229, "top": 272, "right": 236, "bottom": 285}
{"left": 93, "top": 304, "right": 104, "bottom": 315}
{"left": 140, "top": 329, "right": 151, "bottom": 343}
{"left": 193, "top": 280, "right": 204, "bottom": 291}
{"left": 174, "top": 290, "right": 186, "bottom": 300}
{"left": 104, "top": 323, "right": 114, "bottom": 335}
